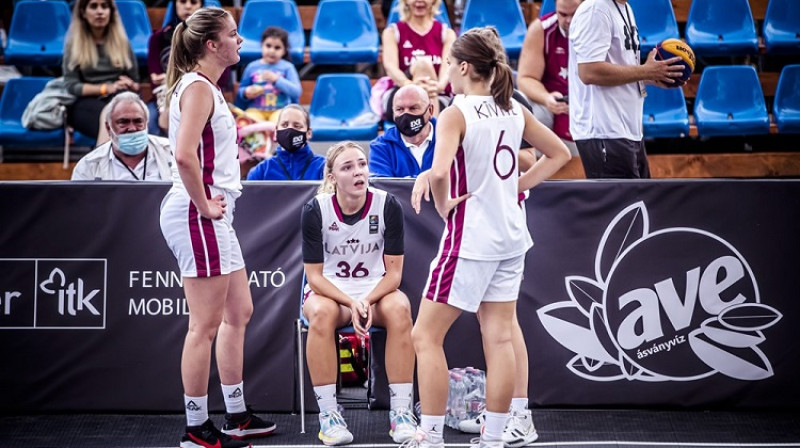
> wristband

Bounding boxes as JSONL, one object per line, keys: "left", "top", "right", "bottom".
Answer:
{"left": 100, "top": 83, "right": 108, "bottom": 96}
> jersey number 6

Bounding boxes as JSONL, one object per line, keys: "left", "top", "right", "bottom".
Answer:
{"left": 493, "top": 130, "right": 516, "bottom": 180}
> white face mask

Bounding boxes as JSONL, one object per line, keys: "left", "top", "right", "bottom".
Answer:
{"left": 113, "top": 129, "right": 148, "bottom": 155}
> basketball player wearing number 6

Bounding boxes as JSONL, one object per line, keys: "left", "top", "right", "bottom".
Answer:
{"left": 301, "top": 141, "right": 417, "bottom": 446}
{"left": 405, "top": 27, "right": 571, "bottom": 448}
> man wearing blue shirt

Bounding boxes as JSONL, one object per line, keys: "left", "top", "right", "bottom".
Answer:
{"left": 369, "top": 85, "right": 437, "bottom": 178}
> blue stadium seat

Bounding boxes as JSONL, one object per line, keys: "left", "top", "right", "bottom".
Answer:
{"left": 162, "top": 0, "right": 222, "bottom": 27}
{"left": 73, "top": 132, "right": 97, "bottom": 149}
{"left": 116, "top": 0, "right": 152, "bottom": 66}
{"left": 309, "top": 74, "right": 379, "bottom": 141}
{"left": 309, "top": 0, "right": 380, "bottom": 65}
{"left": 628, "top": 0, "right": 680, "bottom": 56}
{"left": 685, "top": 0, "right": 758, "bottom": 57}
{"left": 461, "top": 0, "right": 527, "bottom": 60}
{"left": 0, "top": 77, "right": 65, "bottom": 149}
{"left": 642, "top": 85, "right": 689, "bottom": 138}
{"left": 694, "top": 66, "right": 770, "bottom": 137}
{"left": 763, "top": 0, "right": 800, "bottom": 55}
{"left": 539, "top": 0, "right": 555, "bottom": 17}
{"left": 238, "top": 0, "right": 306, "bottom": 66}
{"left": 385, "top": 0, "right": 451, "bottom": 27}
{"left": 4, "top": 0, "right": 71, "bottom": 66}
{"left": 774, "top": 65, "right": 800, "bottom": 134}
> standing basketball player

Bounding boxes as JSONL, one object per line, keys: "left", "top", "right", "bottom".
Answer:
{"left": 159, "top": 8, "right": 275, "bottom": 448}
{"left": 301, "top": 141, "right": 417, "bottom": 446}
{"left": 405, "top": 27, "right": 571, "bottom": 448}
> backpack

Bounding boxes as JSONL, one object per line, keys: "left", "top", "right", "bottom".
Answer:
{"left": 22, "top": 77, "right": 76, "bottom": 130}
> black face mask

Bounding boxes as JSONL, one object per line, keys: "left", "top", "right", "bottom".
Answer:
{"left": 276, "top": 128, "right": 307, "bottom": 153}
{"left": 395, "top": 112, "right": 428, "bottom": 137}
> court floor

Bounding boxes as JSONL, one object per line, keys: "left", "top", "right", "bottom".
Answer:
{"left": 2, "top": 408, "right": 799, "bottom": 448}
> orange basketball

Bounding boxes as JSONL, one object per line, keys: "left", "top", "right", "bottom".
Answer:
{"left": 655, "top": 38, "right": 696, "bottom": 87}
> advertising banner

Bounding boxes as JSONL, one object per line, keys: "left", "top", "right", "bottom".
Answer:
{"left": 0, "top": 180, "right": 797, "bottom": 412}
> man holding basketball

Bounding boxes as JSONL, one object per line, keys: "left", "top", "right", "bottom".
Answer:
{"left": 568, "top": 0, "right": 685, "bottom": 179}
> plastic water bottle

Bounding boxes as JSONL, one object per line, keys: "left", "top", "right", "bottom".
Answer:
{"left": 448, "top": 372, "right": 467, "bottom": 429}
{"left": 463, "top": 367, "right": 486, "bottom": 418}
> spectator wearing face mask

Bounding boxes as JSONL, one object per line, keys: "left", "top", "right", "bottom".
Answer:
{"left": 369, "top": 84, "right": 436, "bottom": 178}
{"left": 71, "top": 92, "right": 172, "bottom": 181}
{"left": 246, "top": 104, "right": 325, "bottom": 181}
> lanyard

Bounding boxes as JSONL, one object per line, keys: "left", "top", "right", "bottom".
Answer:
{"left": 114, "top": 150, "right": 148, "bottom": 181}
{"left": 611, "top": 0, "right": 638, "bottom": 54}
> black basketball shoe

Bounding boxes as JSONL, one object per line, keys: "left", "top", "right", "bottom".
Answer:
{"left": 222, "top": 407, "right": 277, "bottom": 439}
{"left": 180, "top": 419, "right": 250, "bottom": 448}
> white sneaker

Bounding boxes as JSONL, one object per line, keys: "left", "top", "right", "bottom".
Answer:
{"left": 470, "top": 436, "right": 505, "bottom": 448}
{"left": 502, "top": 409, "right": 538, "bottom": 447}
{"left": 458, "top": 411, "right": 485, "bottom": 433}
{"left": 318, "top": 410, "right": 354, "bottom": 446}
{"left": 399, "top": 429, "right": 444, "bottom": 448}
{"left": 389, "top": 407, "right": 418, "bottom": 443}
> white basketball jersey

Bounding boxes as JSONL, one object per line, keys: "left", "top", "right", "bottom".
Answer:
{"left": 440, "top": 95, "right": 533, "bottom": 261}
{"left": 169, "top": 72, "right": 242, "bottom": 195}
{"left": 317, "top": 188, "right": 388, "bottom": 289}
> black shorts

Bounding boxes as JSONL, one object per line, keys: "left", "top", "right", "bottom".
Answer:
{"left": 575, "top": 138, "right": 651, "bottom": 179}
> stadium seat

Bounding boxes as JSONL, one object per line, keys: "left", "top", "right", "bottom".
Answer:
{"left": 3, "top": 0, "right": 71, "bottom": 66}
{"left": 238, "top": 0, "right": 306, "bottom": 66}
{"left": 642, "top": 85, "right": 689, "bottom": 138}
{"left": 73, "top": 132, "right": 97, "bottom": 149}
{"left": 694, "top": 66, "right": 770, "bottom": 137}
{"left": 763, "top": 0, "right": 800, "bottom": 55}
{"left": 461, "top": 0, "right": 527, "bottom": 60}
{"left": 162, "top": 0, "right": 222, "bottom": 27}
{"left": 628, "top": 0, "right": 680, "bottom": 56}
{"left": 116, "top": 0, "right": 152, "bottom": 66}
{"left": 385, "top": 0, "right": 451, "bottom": 27}
{"left": 774, "top": 65, "right": 800, "bottom": 134}
{"left": 0, "top": 77, "right": 66, "bottom": 150}
{"left": 309, "top": 0, "right": 380, "bottom": 65}
{"left": 309, "top": 74, "right": 379, "bottom": 141}
{"left": 539, "top": 0, "right": 555, "bottom": 17}
{"left": 685, "top": 0, "right": 758, "bottom": 57}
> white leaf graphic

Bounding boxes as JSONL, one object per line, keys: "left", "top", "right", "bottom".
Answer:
{"left": 701, "top": 317, "right": 765, "bottom": 348}
{"left": 581, "top": 356, "right": 604, "bottom": 372}
{"left": 567, "top": 355, "right": 625, "bottom": 382}
{"left": 689, "top": 329, "right": 774, "bottom": 380}
{"left": 595, "top": 201, "right": 649, "bottom": 284}
{"left": 566, "top": 275, "right": 604, "bottom": 316}
{"left": 620, "top": 355, "right": 644, "bottom": 380}
{"left": 718, "top": 303, "right": 783, "bottom": 332}
{"left": 590, "top": 304, "right": 619, "bottom": 363}
{"left": 537, "top": 302, "right": 617, "bottom": 364}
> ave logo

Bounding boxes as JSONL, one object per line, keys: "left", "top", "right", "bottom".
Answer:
{"left": 538, "top": 202, "right": 782, "bottom": 382}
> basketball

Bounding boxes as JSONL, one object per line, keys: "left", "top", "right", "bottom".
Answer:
{"left": 655, "top": 38, "right": 695, "bottom": 87}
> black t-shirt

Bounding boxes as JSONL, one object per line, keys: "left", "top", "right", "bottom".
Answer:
{"left": 301, "top": 193, "right": 404, "bottom": 264}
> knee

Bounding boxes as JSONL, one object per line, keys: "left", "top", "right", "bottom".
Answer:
{"left": 382, "top": 297, "right": 413, "bottom": 330}
{"left": 411, "top": 58, "right": 437, "bottom": 80}
{"left": 411, "top": 324, "right": 437, "bottom": 354}
{"left": 304, "top": 300, "right": 338, "bottom": 334}
{"left": 188, "top": 318, "right": 221, "bottom": 342}
{"left": 479, "top": 322, "right": 513, "bottom": 346}
{"left": 225, "top": 302, "right": 253, "bottom": 328}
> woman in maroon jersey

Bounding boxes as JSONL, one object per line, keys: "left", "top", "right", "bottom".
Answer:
{"left": 381, "top": 0, "right": 456, "bottom": 120}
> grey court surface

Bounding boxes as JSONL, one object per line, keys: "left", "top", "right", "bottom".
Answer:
{"left": 2, "top": 408, "right": 800, "bottom": 448}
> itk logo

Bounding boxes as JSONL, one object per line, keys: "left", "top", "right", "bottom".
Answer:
{"left": 40, "top": 268, "right": 101, "bottom": 316}
{"left": 538, "top": 202, "right": 782, "bottom": 382}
